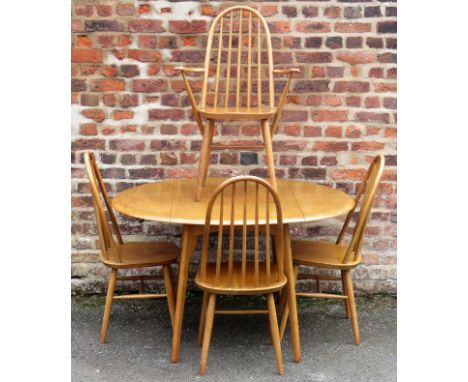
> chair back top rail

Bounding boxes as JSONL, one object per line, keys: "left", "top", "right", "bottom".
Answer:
{"left": 337, "top": 155, "right": 385, "bottom": 263}
{"left": 199, "top": 176, "right": 284, "bottom": 289}
{"left": 201, "top": 6, "right": 274, "bottom": 110}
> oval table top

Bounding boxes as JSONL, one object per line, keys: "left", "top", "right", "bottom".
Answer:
{"left": 112, "top": 177, "right": 354, "bottom": 226}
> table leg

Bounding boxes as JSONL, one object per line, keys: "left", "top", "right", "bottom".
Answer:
{"left": 171, "top": 225, "right": 199, "bottom": 363}
{"left": 283, "top": 224, "right": 302, "bottom": 362}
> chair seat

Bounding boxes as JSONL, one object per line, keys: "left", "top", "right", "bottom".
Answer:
{"left": 103, "top": 241, "right": 179, "bottom": 269}
{"left": 198, "top": 106, "right": 277, "bottom": 120}
{"left": 195, "top": 262, "right": 287, "bottom": 295}
{"left": 291, "top": 240, "right": 361, "bottom": 270}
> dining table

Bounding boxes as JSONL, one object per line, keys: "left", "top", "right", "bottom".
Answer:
{"left": 111, "top": 177, "right": 355, "bottom": 364}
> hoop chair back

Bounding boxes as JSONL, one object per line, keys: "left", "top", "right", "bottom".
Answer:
{"left": 337, "top": 155, "right": 385, "bottom": 264}
{"left": 198, "top": 176, "right": 284, "bottom": 291}
{"left": 84, "top": 152, "right": 123, "bottom": 263}
{"left": 201, "top": 6, "right": 274, "bottom": 110}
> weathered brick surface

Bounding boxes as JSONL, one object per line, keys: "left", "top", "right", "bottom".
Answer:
{"left": 71, "top": 1, "right": 397, "bottom": 295}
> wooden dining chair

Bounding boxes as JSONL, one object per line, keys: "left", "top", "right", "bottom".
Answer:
{"left": 176, "top": 6, "right": 299, "bottom": 201}
{"left": 279, "top": 155, "right": 385, "bottom": 345}
{"left": 84, "top": 152, "right": 179, "bottom": 343}
{"left": 195, "top": 176, "right": 287, "bottom": 375}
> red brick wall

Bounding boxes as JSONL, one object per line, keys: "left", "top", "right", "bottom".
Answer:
{"left": 71, "top": 1, "right": 397, "bottom": 294}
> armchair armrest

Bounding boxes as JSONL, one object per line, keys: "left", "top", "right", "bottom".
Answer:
{"left": 273, "top": 68, "right": 300, "bottom": 75}
{"left": 175, "top": 67, "right": 205, "bottom": 73}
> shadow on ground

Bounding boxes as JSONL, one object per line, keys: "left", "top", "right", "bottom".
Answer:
{"left": 72, "top": 293, "right": 396, "bottom": 382}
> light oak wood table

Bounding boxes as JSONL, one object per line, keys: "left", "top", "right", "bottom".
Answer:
{"left": 112, "top": 177, "right": 354, "bottom": 364}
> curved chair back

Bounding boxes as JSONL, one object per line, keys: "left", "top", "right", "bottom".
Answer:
{"left": 84, "top": 152, "right": 123, "bottom": 262}
{"left": 337, "top": 155, "right": 385, "bottom": 263}
{"left": 201, "top": 6, "right": 274, "bottom": 110}
{"left": 199, "top": 176, "right": 284, "bottom": 289}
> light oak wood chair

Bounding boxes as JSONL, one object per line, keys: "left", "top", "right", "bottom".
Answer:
{"left": 84, "top": 152, "right": 179, "bottom": 343}
{"left": 176, "top": 6, "right": 299, "bottom": 201}
{"left": 195, "top": 176, "right": 287, "bottom": 375}
{"left": 279, "top": 155, "right": 385, "bottom": 345}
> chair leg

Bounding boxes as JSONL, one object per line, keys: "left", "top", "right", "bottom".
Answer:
{"left": 199, "top": 294, "right": 216, "bottom": 376}
{"left": 279, "top": 264, "right": 298, "bottom": 341}
{"left": 343, "top": 270, "right": 361, "bottom": 345}
{"left": 202, "top": 120, "right": 215, "bottom": 187}
{"left": 198, "top": 291, "right": 209, "bottom": 346}
{"left": 261, "top": 119, "right": 277, "bottom": 191}
{"left": 195, "top": 120, "right": 213, "bottom": 202}
{"left": 341, "top": 270, "right": 351, "bottom": 319}
{"left": 267, "top": 293, "right": 285, "bottom": 375}
{"left": 279, "top": 292, "right": 289, "bottom": 342}
{"left": 100, "top": 269, "right": 117, "bottom": 344}
{"left": 163, "top": 265, "right": 176, "bottom": 329}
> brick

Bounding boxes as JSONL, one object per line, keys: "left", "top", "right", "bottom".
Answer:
{"left": 281, "top": 110, "right": 308, "bottom": 122}
{"left": 386, "top": 38, "right": 397, "bottom": 50}
{"left": 301, "top": 156, "right": 318, "bottom": 166}
{"left": 304, "top": 37, "right": 322, "bottom": 48}
{"left": 378, "top": 53, "right": 397, "bottom": 64}
{"left": 304, "top": 126, "right": 321, "bottom": 137}
{"left": 295, "top": 52, "right": 332, "bottom": 63}
{"left": 100, "top": 65, "right": 118, "bottom": 77}
{"left": 364, "top": 6, "right": 382, "bottom": 17}
{"left": 75, "top": 4, "right": 93, "bottom": 17}
{"left": 280, "top": 155, "right": 297, "bottom": 166}
{"left": 346, "top": 37, "right": 363, "bottom": 49}
{"left": 334, "top": 81, "right": 370, "bottom": 93}
{"left": 240, "top": 152, "right": 258, "bottom": 165}
{"left": 148, "top": 109, "right": 185, "bottom": 121}
{"left": 355, "top": 112, "right": 390, "bottom": 123}
{"left": 76, "top": 36, "right": 93, "bottom": 48}
{"left": 96, "top": 4, "right": 112, "bottom": 17}
{"left": 296, "top": 21, "right": 331, "bottom": 33}
{"left": 71, "top": 49, "right": 102, "bottom": 63}
{"left": 343, "top": 7, "right": 362, "bottom": 19}
{"left": 80, "top": 94, "right": 99, "bottom": 107}
{"left": 109, "top": 140, "right": 145, "bottom": 151}
{"left": 160, "top": 152, "right": 178, "bottom": 165}
{"left": 386, "top": 7, "right": 397, "bottom": 17}
{"left": 377, "top": 21, "right": 397, "bottom": 34}
{"left": 352, "top": 141, "right": 386, "bottom": 151}
{"left": 72, "top": 139, "right": 105, "bottom": 151}
{"left": 129, "top": 20, "right": 164, "bottom": 33}
{"left": 171, "top": 50, "right": 205, "bottom": 63}
{"left": 129, "top": 168, "right": 164, "bottom": 180}
{"left": 375, "top": 82, "right": 397, "bottom": 92}
{"left": 365, "top": 96, "right": 380, "bottom": 108}
{"left": 71, "top": 79, "right": 86, "bottom": 92}
{"left": 337, "top": 52, "right": 376, "bottom": 64}
{"left": 273, "top": 140, "right": 307, "bottom": 151}
{"left": 312, "top": 110, "right": 348, "bottom": 122}
{"left": 261, "top": 5, "right": 278, "bottom": 17}
{"left": 117, "top": 95, "right": 136, "bottom": 109}
{"left": 367, "top": 37, "right": 384, "bottom": 49}
{"left": 335, "top": 22, "right": 372, "bottom": 33}
{"left": 169, "top": 20, "right": 207, "bottom": 34}
{"left": 324, "top": 126, "right": 342, "bottom": 137}
{"left": 85, "top": 20, "right": 124, "bottom": 32}
{"left": 128, "top": 50, "right": 162, "bottom": 63}
{"left": 132, "top": 79, "right": 167, "bottom": 93}
{"left": 267, "top": 21, "right": 291, "bottom": 33}
{"left": 293, "top": 80, "right": 329, "bottom": 93}
{"left": 324, "top": 7, "right": 341, "bottom": 18}
{"left": 150, "top": 140, "right": 187, "bottom": 151}
{"left": 90, "top": 79, "right": 125, "bottom": 92}
{"left": 282, "top": 6, "right": 297, "bottom": 18}
{"left": 325, "top": 37, "right": 343, "bottom": 49}
{"left": 327, "top": 67, "right": 344, "bottom": 78}
{"left": 313, "top": 141, "right": 348, "bottom": 152}
{"left": 116, "top": 3, "right": 135, "bottom": 16}
{"left": 120, "top": 65, "right": 139, "bottom": 78}
{"left": 303, "top": 6, "right": 319, "bottom": 17}
{"left": 79, "top": 123, "right": 97, "bottom": 136}
{"left": 113, "top": 110, "right": 133, "bottom": 120}
{"left": 383, "top": 97, "right": 397, "bottom": 109}
{"left": 82, "top": 108, "right": 105, "bottom": 122}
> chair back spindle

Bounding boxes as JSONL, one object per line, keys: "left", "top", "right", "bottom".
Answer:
{"left": 199, "top": 176, "right": 284, "bottom": 290}
{"left": 84, "top": 152, "right": 123, "bottom": 262}
{"left": 201, "top": 6, "right": 274, "bottom": 110}
{"left": 336, "top": 155, "right": 385, "bottom": 264}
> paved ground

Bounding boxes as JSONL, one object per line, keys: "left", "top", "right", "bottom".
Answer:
{"left": 72, "top": 293, "right": 396, "bottom": 382}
